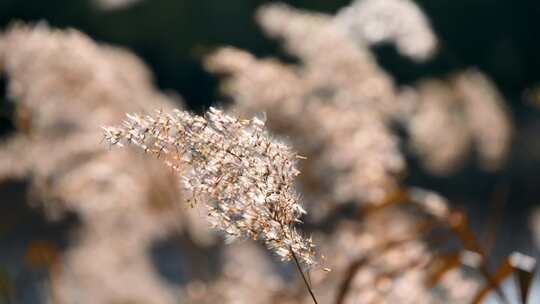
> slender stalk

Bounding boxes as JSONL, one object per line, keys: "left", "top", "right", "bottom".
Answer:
{"left": 291, "top": 247, "right": 319, "bottom": 304}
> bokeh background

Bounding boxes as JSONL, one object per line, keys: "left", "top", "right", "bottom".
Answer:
{"left": 1, "top": 0, "right": 540, "bottom": 303}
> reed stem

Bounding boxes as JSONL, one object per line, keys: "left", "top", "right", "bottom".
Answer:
{"left": 291, "top": 247, "right": 319, "bottom": 304}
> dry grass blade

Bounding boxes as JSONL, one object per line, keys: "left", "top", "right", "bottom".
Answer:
{"left": 514, "top": 256, "right": 536, "bottom": 304}
{"left": 336, "top": 188, "right": 535, "bottom": 304}
{"left": 425, "top": 253, "right": 462, "bottom": 288}
{"left": 471, "top": 257, "right": 513, "bottom": 304}
{"left": 516, "top": 269, "right": 536, "bottom": 303}
{"left": 335, "top": 218, "right": 437, "bottom": 304}
{"left": 447, "top": 210, "right": 510, "bottom": 304}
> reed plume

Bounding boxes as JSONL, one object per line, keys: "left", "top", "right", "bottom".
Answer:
{"left": 103, "top": 107, "right": 317, "bottom": 267}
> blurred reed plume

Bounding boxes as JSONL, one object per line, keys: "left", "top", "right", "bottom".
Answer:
{"left": 401, "top": 70, "right": 512, "bottom": 174}
{"left": 207, "top": 2, "right": 512, "bottom": 211}
{"left": 0, "top": 0, "right": 530, "bottom": 304}
{"left": 0, "top": 23, "right": 210, "bottom": 303}
{"left": 203, "top": 1, "right": 518, "bottom": 303}
{"left": 335, "top": 0, "right": 438, "bottom": 61}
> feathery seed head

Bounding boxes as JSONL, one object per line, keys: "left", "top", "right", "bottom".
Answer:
{"left": 103, "top": 107, "right": 316, "bottom": 266}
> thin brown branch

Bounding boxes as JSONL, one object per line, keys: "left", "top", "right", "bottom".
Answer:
{"left": 447, "top": 210, "right": 510, "bottom": 304}
{"left": 335, "top": 220, "right": 436, "bottom": 304}
{"left": 291, "top": 247, "right": 319, "bottom": 304}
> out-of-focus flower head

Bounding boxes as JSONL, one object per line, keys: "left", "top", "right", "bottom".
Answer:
{"left": 335, "top": 0, "right": 438, "bottom": 61}
{"left": 207, "top": 4, "right": 406, "bottom": 209}
{"left": 0, "top": 23, "right": 198, "bottom": 304}
{"left": 207, "top": 3, "right": 512, "bottom": 211}
{"left": 183, "top": 242, "right": 289, "bottom": 304}
{"left": 401, "top": 69, "right": 513, "bottom": 174}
